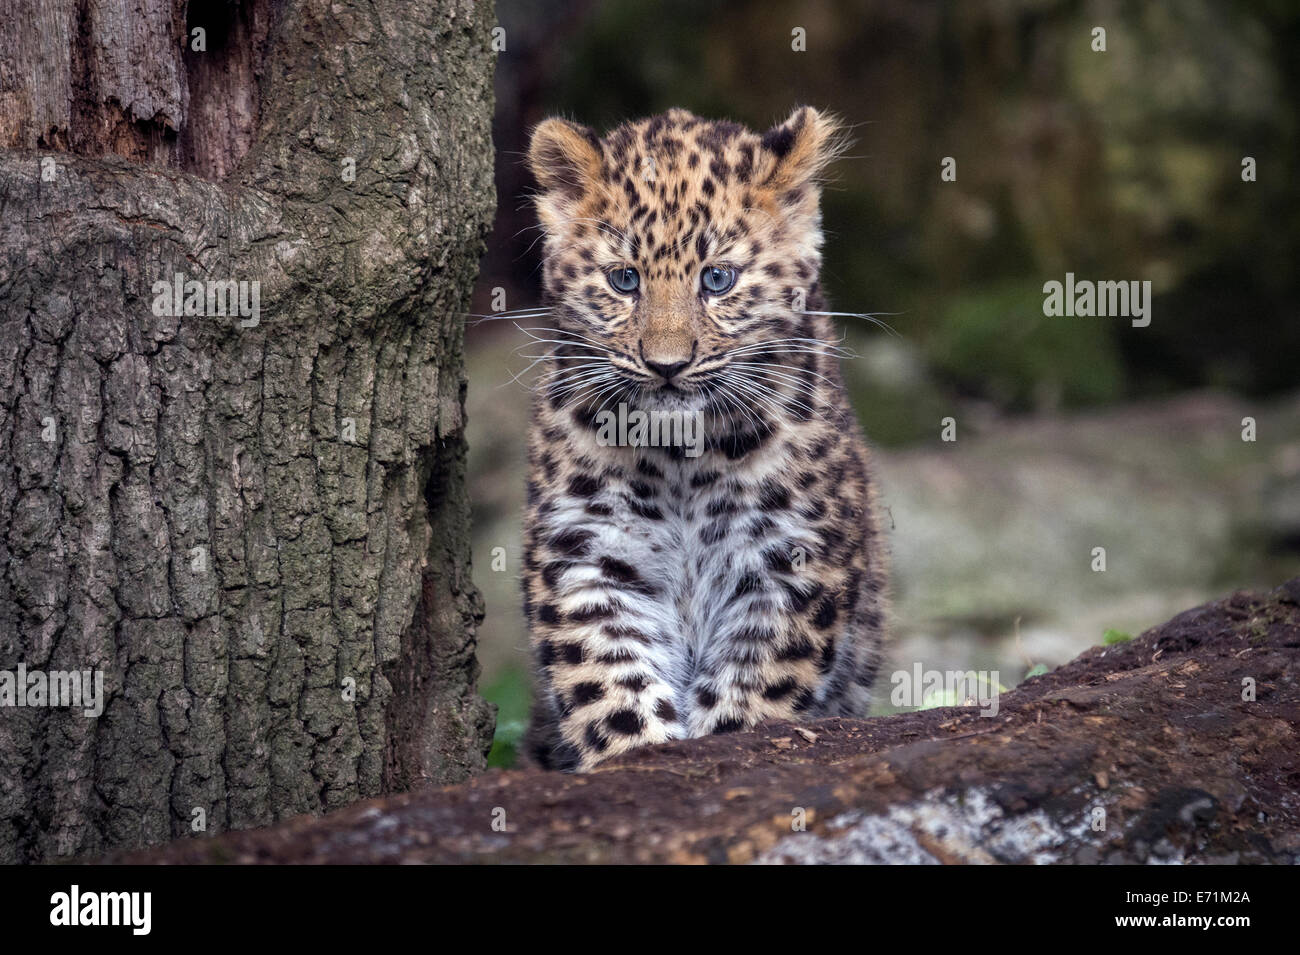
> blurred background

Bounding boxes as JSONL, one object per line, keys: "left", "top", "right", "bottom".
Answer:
{"left": 466, "top": 0, "right": 1300, "bottom": 765}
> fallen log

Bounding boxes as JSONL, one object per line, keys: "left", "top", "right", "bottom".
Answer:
{"left": 106, "top": 577, "right": 1300, "bottom": 864}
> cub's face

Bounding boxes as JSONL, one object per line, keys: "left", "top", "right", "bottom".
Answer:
{"left": 528, "top": 107, "right": 844, "bottom": 413}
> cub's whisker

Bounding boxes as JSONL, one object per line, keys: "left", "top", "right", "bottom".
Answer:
{"left": 794, "top": 309, "right": 903, "bottom": 338}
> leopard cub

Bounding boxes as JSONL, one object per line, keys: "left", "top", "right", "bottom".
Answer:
{"left": 520, "top": 107, "right": 888, "bottom": 771}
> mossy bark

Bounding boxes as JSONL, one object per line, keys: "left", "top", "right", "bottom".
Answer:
{"left": 0, "top": 0, "right": 497, "bottom": 863}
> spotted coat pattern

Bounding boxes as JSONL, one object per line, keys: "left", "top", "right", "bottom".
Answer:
{"left": 520, "top": 108, "right": 888, "bottom": 771}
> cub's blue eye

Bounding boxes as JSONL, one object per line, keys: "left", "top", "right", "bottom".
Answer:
{"left": 700, "top": 265, "right": 736, "bottom": 295}
{"left": 607, "top": 267, "right": 640, "bottom": 294}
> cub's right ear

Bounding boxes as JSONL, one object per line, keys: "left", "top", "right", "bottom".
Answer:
{"left": 527, "top": 118, "right": 603, "bottom": 200}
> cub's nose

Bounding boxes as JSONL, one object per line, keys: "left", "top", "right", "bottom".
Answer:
{"left": 640, "top": 338, "right": 697, "bottom": 383}
{"left": 644, "top": 358, "right": 691, "bottom": 382}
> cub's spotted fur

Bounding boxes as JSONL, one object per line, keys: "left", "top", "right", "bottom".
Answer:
{"left": 521, "top": 107, "right": 888, "bottom": 771}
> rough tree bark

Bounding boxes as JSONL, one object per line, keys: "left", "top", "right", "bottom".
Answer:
{"left": 105, "top": 578, "right": 1300, "bottom": 864}
{"left": 0, "top": 0, "right": 497, "bottom": 863}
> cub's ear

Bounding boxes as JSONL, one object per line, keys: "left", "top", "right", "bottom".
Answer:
{"left": 527, "top": 118, "right": 603, "bottom": 200}
{"left": 759, "top": 106, "right": 847, "bottom": 195}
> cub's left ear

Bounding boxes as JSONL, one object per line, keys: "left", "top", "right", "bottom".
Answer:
{"left": 759, "top": 106, "right": 847, "bottom": 195}
{"left": 528, "top": 117, "right": 603, "bottom": 201}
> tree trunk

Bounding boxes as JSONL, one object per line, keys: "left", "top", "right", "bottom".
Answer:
{"left": 103, "top": 577, "right": 1300, "bottom": 864}
{"left": 0, "top": 0, "right": 497, "bottom": 864}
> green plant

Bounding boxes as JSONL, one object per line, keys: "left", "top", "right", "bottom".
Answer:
{"left": 483, "top": 666, "right": 531, "bottom": 769}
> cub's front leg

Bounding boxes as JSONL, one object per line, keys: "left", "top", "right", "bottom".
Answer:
{"left": 681, "top": 511, "right": 832, "bottom": 738}
{"left": 524, "top": 502, "right": 685, "bottom": 771}
{"left": 684, "top": 559, "right": 831, "bottom": 737}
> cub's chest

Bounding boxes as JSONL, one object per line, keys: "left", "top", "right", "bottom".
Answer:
{"left": 608, "top": 463, "right": 770, "bottom": 639}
